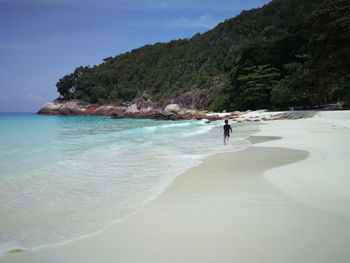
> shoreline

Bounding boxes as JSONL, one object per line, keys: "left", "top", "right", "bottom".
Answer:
{"left": 0, "top": 121, "right": 257, "bottom": 257}
{"left": 36, "top": 99, "right": 321, "bottom": 122}
{"left": 2, "top": 139, "right": 311, "bottom": 263}
{"left": 2, "top": 112, "right": 350, "bottom": 262}
{"left": 0, "top": 117, "right": 257, "bottom": 257}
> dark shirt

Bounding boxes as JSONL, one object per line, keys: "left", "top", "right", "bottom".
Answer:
{"left": 223, "top": 124, "right": 232, "bottom": 133}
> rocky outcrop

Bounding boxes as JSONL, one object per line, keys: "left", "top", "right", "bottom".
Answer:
{"left": 37, "top": 100, "right": 125, "bottom": 116}
{"left": 37, "top": 98, "right": 160, "bottom": 116}
{"left": 38, "top": 99, "right": 221, "bottom": 120}
{"left": 37, "top": 100, "right": 316, "bottom": 122}
{"left": 37, "top": 82, "right": 224, "bottom": 119}
{"left": 164, "top": 104, "right": 180, "bottom": 115}
{"left": 163, "top": 77, "right": 224, "bottom": 110}
{"left": 164, "top": 87, "right": 221, "bottom": 110}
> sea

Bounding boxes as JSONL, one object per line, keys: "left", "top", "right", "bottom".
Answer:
{"left": 0, "top": 112, "right": 258, "bottom": 254}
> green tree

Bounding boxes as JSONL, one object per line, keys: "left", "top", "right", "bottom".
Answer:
{"left": 90, "top": 86, "right": 107, "bottom": 103}
{"left": 303, "top": 0, "right": 350, "bottom": 104}
{"left": 56, "top": 74, "right": 75, "bottom": 100}
{"left": 236, "top": 65, "right": 280, "bottom": 109}
{"left": 54, "top": 0, "right": 350, "bottom": 110}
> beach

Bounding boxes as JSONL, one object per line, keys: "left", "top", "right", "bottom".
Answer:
{"left": 1, "top": 111, "right": 350, "bottom": 263}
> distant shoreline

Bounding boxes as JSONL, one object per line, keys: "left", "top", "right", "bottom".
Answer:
{"left": 36, "top": 99, "right": 323, "bottom": 122}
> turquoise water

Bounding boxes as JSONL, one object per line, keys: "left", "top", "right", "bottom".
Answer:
{"left": 0, "top": 113, "right": 258, "bottom": 254}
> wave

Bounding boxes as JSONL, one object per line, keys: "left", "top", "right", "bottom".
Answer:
{"left": 183, "top": 125, "right": 214, "bottom": 137}
{"left": 145, "top": 126, "right": 157, "bottom": 132}
{"left": 161, "top": 122, "right": 191, "bottom": 128}
{"left": 143, "top": 121, "right": 192, "bottom": 132}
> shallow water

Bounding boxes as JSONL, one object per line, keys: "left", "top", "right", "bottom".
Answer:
{"left": 0, "top": 113, "right": 258, "bottom": 253}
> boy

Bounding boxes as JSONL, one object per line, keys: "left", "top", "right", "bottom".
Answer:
{"left": 223, "top": 119, "right": 232, "bottom": 145}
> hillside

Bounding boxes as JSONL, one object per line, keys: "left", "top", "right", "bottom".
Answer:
{"left": 55, "top": 0, "right": 350, "bottom": 111}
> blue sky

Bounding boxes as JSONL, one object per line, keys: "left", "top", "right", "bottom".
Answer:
{"left": 0, "top": 0, "right": 271, "bottom": 112}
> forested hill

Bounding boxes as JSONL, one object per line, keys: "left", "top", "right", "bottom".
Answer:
{"left": 56, "top": 0, "right": 350, "bottom": 111}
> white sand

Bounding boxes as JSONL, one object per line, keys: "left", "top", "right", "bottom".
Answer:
{"left": 2, "top": 111, "right": 350, "bottom": 263}
{"left": 256, "top": 111, "right": 350, "bottom": 218}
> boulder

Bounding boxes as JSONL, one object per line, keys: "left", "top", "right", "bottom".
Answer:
{"left": 162, "top": 110, "right": 173, "bottom": 117}
{"left": 125, "top": 104, "right": 139, "bottom": 113}
{"left": 164, "top": 87, "right": 220, "bottom": 110}
{"left": 132, "top": 97, "right": 157, "bottom": 111}
{"left": 37, "top": 100, "right": 85, "bottom": 115}
{"left": 186, "top": 109, "right": 197, "bottom": 115}
{"left": 164, "top": 104, "right": 181, "bottom": 114}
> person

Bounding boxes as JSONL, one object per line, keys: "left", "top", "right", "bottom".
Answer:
{"left": 223, "top": 119, "right": 232, "bottom": 145}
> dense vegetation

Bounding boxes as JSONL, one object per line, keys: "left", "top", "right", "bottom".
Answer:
{"left": 56, "top": 0, "right": 350, "bottom": 111}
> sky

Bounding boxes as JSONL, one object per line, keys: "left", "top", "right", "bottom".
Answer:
{"left": 0, "top": 0, "right": 271, "bottom": 112}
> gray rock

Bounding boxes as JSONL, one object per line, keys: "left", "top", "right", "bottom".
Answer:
{"left": 162, "top": 110, "right": 173, "bottom": 117}
{"left": 164, "top": 104, "right": 180, "bottom": 114}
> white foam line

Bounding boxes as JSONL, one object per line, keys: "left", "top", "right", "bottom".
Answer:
{"left": 161, "top": 122, "right": 191, "bottom": 128}
{"left": 183, "top": 125, "right": 213, "bottom": 137}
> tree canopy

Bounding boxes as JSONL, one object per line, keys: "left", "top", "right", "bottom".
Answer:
{"left": 56, "top": 0, "right": 350, "bottom": 110}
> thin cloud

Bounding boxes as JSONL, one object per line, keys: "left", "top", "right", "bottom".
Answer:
{"left": 0, "top": 44, "right": 38, "bottom": 51}
{"left": 0, "top": 0, "right": 269, "bottom": 11}
{"left": 112, "top": 14, "right": 220, "bottom": 30}
{"left": 0, "top": 0, "right": 168, "bottom": 9}
{"left": 166, "top": 15, "right": 219, "bottom": 30}
{"left": 0, "top": 0, "right": 76, "bottom": 4}
{"left": 18, "top": 93, "right": 43, "bottom": 101}
{"left": 93, "top": 0, "right": 169, "bottom": 10}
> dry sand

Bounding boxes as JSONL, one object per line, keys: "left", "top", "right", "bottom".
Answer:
{"left": 2, "top": 111, "right": 350, "bottom": 263}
